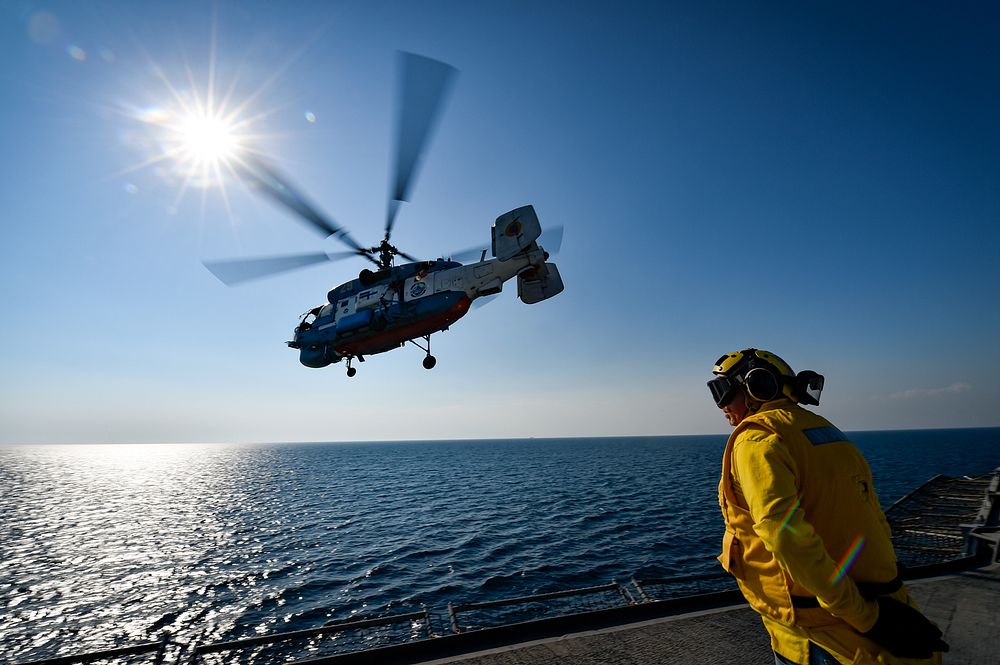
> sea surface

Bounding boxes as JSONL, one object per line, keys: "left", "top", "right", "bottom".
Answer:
{"left": 1, "top": 429, "right": 997, "bottom": 662}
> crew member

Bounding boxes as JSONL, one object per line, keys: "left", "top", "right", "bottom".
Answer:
{"left": 707, "top": 348, "right": 948, "bottom": 665}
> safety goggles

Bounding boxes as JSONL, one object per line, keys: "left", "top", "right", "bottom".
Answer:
{"left": 707, "top": 374, "right": 741, "bottom": 407}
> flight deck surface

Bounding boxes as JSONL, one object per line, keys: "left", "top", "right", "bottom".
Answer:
{"left": 418, "top": 566, "right": 999, "bottom": 665}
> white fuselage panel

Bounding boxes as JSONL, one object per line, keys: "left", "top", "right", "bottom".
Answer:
{"left": 404, "top": 249, "right": 544, "bottom": 303}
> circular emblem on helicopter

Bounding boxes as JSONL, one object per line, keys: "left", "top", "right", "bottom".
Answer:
{"left": 504, "top": 219, "right": 522, "bottom": 237}
{"left": 410, "top": 281, "right": 428, "bottom": 298}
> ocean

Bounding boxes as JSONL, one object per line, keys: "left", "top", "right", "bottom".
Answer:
{"left": 1, "top": 429, "right": 997, "bottom": 662}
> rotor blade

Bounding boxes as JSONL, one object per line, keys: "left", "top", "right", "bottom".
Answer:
{"left": 235, "top": 155, "right": 367, "bottom": 253}
{"left": 203, "top": 251, "right": 359, "bottom": 286}
{"left": 396, "top": 249, "right": 421, "bottom": 263}
{"left": 386, "top": 52, "right": 457, "bottom": 237}
{"left": 538, "top": 225, "right": 564, "bottom": 255}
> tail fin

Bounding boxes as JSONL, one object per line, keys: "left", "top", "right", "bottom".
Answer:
{"left": 492, "top": 205, "right": 541, "bottom": 261}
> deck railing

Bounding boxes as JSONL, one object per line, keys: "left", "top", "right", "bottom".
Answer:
{"left": 630, "top": 571, "right": 735, "bottom": 602}
{"left": 14, "top": 638, "right": 170, "bottom": 665}
{"left": 190, "top": 609, "right": 432, "bottom": 665}
{"left": 446, "top": 582, "right": 632, "bottom": 634}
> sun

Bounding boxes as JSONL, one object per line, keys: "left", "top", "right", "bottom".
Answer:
{"left": 119, "top": 55, "right": 268, "bottom": 202}
{"left": 175, "top": 111, "right": 242, "bottom": 168}
{"left": 115, "top": 32, "right": 310, "bottom": 212}
{"left": 134, "top": 99, "right": 251, "bottom": 191}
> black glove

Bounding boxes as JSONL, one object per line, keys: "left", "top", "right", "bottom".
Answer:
{"left": 863, "top": 596, "right": 949, "bottom": 659}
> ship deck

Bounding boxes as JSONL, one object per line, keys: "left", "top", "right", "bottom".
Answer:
{"left": 419, "top": 564, "right": 1000, "bottom": 665}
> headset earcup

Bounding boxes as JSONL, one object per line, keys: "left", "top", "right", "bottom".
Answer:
{"left": 745, "top": 367, "right": 779, "bottom": 401}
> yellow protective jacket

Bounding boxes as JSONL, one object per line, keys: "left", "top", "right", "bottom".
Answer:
{"left": 717, "top": 399, "right": 940, "bottom": 665}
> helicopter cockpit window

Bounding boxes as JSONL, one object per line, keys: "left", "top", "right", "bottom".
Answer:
{"left": 299, "top": 309, "right": 320, "bottom": 330}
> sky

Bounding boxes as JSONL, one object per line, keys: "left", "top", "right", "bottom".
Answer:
{"left": 1, "top": 1, "right": 998, "bottom": 444}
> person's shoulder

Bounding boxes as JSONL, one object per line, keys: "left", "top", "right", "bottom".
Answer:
{"left": 733, "top": 422, "right": 776, "bottom": 447}
{"left": 741, "top": 400, "right": 793, "bottom": 431}
{"left": 781, "top": 402, "right": 838, "bottom": 430}
{"left": 755, "top": 400, "right": 827, "bottom": 428}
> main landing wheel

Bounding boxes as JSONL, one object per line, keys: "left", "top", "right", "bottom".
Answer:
{"left": 347, "top": 367, "right": 357, "bottom": 377}
{"left": 422, "top": 355, "right": 437, "bottom": 370}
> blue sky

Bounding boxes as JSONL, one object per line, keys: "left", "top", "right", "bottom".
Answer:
{"left": 1, "top": 1, "right": 998, "bottom": 443}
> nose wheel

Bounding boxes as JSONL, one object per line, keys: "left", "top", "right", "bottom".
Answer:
{"left": 422, "top": 355, "right": 436, "bottom": 369}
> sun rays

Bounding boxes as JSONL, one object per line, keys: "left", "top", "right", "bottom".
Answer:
{"left": 113, "top": 20, "right": 319, "bottom": 223}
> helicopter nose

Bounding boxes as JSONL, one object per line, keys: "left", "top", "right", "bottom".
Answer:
{"left": 299, "top": 345, "right": 334, "bottom": 368}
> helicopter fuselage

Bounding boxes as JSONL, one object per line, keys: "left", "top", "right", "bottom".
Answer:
{"left": 289, "top": 248, "right": 548, "bottom": 369}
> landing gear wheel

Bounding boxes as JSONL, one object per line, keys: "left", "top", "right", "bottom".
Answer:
{"left": 407, "top": 335, "right": 436, "bottom": 370}
{"left": 347, "top": 367, "right": 357, "bottom": 377}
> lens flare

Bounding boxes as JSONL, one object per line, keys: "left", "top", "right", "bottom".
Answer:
{"left": 777, "top": 496, "right": 802, "bottom": 536}
{"left": 829, "top": 534, "right": 866, "bottom": 585}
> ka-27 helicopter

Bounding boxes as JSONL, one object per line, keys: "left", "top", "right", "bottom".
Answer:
{"left": 204, "top": 53, "right": 564, "bottom": 377}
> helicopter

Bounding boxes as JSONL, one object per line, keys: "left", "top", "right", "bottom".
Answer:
{"left": 203, "top": 53, "right": 564, "bottom": 377}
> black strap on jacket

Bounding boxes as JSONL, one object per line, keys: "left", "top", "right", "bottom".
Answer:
{"left": 790, "top": 576, "right": 903, "bottom": 609}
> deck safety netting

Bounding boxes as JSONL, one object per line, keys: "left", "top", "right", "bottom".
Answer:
{"left": 886, "top": 473, "right": 994, "bottom": 567}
